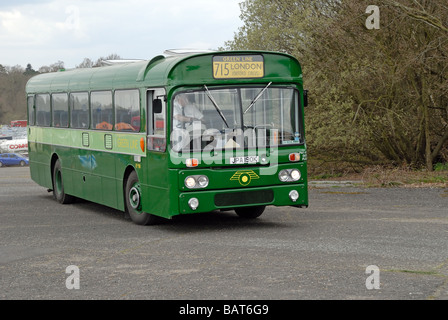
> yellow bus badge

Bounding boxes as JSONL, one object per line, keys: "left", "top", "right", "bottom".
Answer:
{"left": 230, "top": 170, "right": 260, "bottom": 186}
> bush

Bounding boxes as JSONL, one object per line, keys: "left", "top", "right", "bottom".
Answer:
{"left": 434, "top": 163, "right": 448, "bottom": 171}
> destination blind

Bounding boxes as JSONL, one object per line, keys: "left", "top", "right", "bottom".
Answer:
{"left": 213, "top": 55, "right": 264, "bottom": 79}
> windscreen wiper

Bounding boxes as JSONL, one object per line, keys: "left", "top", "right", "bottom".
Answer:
{"left": 204, "top": 85, "right": 229, "bottom": 128}
{"left": 243, "top": 82, "right": 272, "bottom": 115}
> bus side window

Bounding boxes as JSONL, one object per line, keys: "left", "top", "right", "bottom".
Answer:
{"left": 70, "top": 92, "right": 89, "bottom": 129}
{"left": 91, "top": 91, "right": 113, "bottom": 130}
{"left": 153, "top": 99, "right": 164, "bottom": 133}
{"left": 147, "top": 90, "right": 166, "bottom": 152}
{"left": 35, "top": 94, "right": 51, "bottom": 127}
{"left": 28, "top": 95, "right": 35, "bottom": 126}
{"left": 52, "top": 93, "right": 69, "bottom": 128}
{"left": 115, "top": 89, "right": 140, "bottom": 132}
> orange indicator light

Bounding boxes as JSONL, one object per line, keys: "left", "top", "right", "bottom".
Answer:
{"left": 289, "top": 153, "right": 300, "bottom": 162}
{"left": 186, "top": 159, "right": 199, "bottom": 168}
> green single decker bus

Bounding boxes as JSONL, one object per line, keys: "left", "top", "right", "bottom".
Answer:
{"left": 26, "top": 50, "right": 308, "bottom": 225}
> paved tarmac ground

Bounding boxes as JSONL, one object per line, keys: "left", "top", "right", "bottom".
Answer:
{"left": 0, "top": 167, "right": 447, "bottom": 300}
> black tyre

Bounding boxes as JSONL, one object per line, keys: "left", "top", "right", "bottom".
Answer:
{"left": 20, "top": 161, "right": 26, "bottom": 167}
{"left": 52, "top": 159, "right": 74, "bottom": 204}
{"left": 235, "top": 205, "right": 265, "bottom": 219}
{"left": 125, "top": 171, "right": 159, "bottom": 225}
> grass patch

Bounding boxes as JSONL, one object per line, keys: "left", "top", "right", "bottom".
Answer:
{"left": 309, "top": 159, "right": 448, "bottom": 188}
{"left": 434, "top": 162, "right": 448, "bottom": 172}
{"left": 361, "top": 166, "right": 447, "bottom": 187}
{"left": 310, "top": 173, "right": 343, "bottom": 180}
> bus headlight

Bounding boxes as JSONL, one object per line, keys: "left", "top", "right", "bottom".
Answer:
{"left": 289, "top": 190, "right": 299, "bottom": 202}
{"left": 290, "top": 169, "right": 301, "bottom": 181}
{"left": 197, "top": 175, "right": 209, "bottom": 188}
{"left": 188, "top": 198, "right": 199, "bottom": 210}
{"left": 278, "top": 169, "right": 301, "bottom": 182}
{"left": 185, "top": 177, "right": 197, "bottom": 189}
{"left": 184, "top": 175, "right": 209, "bottom": 189}
{"left": 279, "top": 170, "right": 290, "bottom": 182}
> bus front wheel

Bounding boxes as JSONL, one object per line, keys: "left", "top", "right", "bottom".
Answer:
{"left": 235, "top": 206, "right": 265, "bottom": 219}
{"left": 125, "top": 171, "right": 158, "bottom": 226}
{"left": 52, "top": 159, "right": 74, "bottom": 204}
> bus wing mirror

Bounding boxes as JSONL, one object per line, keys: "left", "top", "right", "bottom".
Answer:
{"left": 303, "top": 90, "right": 308, "bottom": 107}
{"left": 153, "top": 99, "right": 163, "bottom": 114}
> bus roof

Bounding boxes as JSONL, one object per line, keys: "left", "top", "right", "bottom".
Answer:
{"left": 26, "top": 51, "right": 302, "bottom": 94}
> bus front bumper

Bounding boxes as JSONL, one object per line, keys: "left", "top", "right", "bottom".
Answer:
{"left": 179, "top": 184, "right": 308, "bottom": 214}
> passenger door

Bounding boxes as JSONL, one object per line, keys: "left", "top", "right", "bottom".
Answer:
{"left": 142, "top": 88, "right": 169, "bottom": 217}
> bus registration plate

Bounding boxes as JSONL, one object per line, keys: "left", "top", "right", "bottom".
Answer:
{"left": 230, "top": 156, "right": 259, "bottom": 165}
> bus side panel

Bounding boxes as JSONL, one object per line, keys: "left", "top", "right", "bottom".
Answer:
{"left": 115, "top": 154, "right": 134, "bottom": 212}
{"left": 91, "top": 149, "right": 118, "bottom": 209}
{"left": 69, "top": 149, "right": 116, "bottom": 210}
{"left": 51, "top": 145, "right": 71, "bottom": 195}
{"left": 28, "top": 141, "right": 39, "bottom": 185}
{"left": 141, "top": 153, "right": 171, "bottom": 219}
{"left": 28, "top": 127, "right": 53, "bottom": 189}
{"left": 36, "top": 142, "right": 52, "bottom": 189}
{"left": 141, "top": 185, "right": 171, "bottom": 219}
{"left": 85, "top": 173, "right": 102, "bottom": 204}
{"left": 55, "top": 146, "right": 121, "bottom": 211}
{"left": 29, "top": 141, "right": 52, "bottom": 190}
{"left": 68, "top": 148, "right": 90, "bottom": 200}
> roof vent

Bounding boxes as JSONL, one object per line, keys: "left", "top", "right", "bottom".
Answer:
{"left": 100, "top": 59, "right": 145, "bottom": 66}
{"left": 163, "top": 49, "right": 215, "bottom": 56}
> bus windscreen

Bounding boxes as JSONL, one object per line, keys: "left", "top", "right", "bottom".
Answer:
{"left": 171, "top": 86, "right": 303, "bottom": 153}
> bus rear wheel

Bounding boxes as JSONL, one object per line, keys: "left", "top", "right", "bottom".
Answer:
{"left": 235, "top": 206, "right": 265, "bottom": 219}
{"left": 125, "top": 171, "right": 158, "bottom": 226}
{"left": 52, "top": 159, "right": 74, "bottom": 204}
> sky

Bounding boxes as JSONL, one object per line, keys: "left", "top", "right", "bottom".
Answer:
{"left": 0, "top": 0, "right": 244, "bottom": 69}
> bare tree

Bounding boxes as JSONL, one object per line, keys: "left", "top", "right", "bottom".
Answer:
{"left": 76, "top": 58, "right": 94, "bottom": 68}
{"left": 38, "top": 61, "right": 65, "bottom": 73}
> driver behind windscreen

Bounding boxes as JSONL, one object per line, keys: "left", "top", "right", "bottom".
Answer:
{"left": 173, "top": 94, "right": 203, "bottom": 129}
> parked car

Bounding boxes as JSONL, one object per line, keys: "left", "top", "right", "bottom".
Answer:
{"left": 0, "top": 153, "right": 29, "bottom": 167}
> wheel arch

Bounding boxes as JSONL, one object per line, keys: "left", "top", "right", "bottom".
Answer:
{"left": 122, "top": 165, "right": 138, "bottom": 211}
{"left": 123, "top": 165, "right": 138, "bottom": 192}
{"left": 50, "top": 153, "right": 60, "bottom": 190}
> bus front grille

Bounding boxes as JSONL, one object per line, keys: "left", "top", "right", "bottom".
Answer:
{"left": 214, "top": 189, "right": 274, "bottom": 207}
